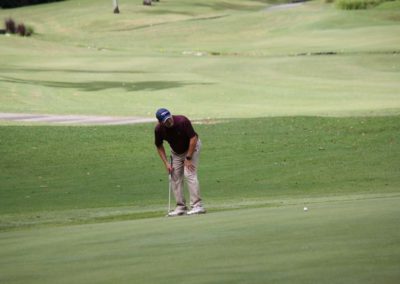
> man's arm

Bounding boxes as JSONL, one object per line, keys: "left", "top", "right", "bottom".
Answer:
{"left": 184, "top": 135, "right": 198, "bottom": 172}
{"left": 157, "top": 145, "right": 173, "bottom": 174}
{"left": 186, "top": 135, "right": 198, "bottom": 159}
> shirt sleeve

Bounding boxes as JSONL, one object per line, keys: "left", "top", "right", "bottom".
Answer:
{"left": 183, "top": 117, "right": 197, "bottom": 139}
{"left": 154, "top": 127, "right": 164, "bottom": 147}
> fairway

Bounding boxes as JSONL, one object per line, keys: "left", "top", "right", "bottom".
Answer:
{"left": 1, "top": 0, "right": 400, "bottom": 283}
{"left": 0, "top": 0, "right": 399, "bottom": 118}
{"left": 1, "top": 195, "right": 399, "bottom": 284}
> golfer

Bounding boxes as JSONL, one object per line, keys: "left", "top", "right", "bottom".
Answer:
{"left": 155, "top": 108, "right": 206, "bottom": 216}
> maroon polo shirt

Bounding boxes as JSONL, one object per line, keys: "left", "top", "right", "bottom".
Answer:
{"left": 154, "top": 115, "right": 198, "bottom": 154}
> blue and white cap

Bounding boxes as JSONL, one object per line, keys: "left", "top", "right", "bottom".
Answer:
{"left": 155, "top": 108, "right": 172, "bottom": 123}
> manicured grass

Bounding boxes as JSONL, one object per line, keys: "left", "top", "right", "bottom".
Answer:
{"left": 1, "top": 115, "right": 399, "bottom": 229}
{"left": 0, "top": 196, "right": 399, "bottom": 284}
{"left": 0, "top": 1, "right": 399, "bottom": 282}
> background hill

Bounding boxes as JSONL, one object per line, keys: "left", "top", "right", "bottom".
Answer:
{"left": 0, "top": 0, "right": 399, "bottom": 118}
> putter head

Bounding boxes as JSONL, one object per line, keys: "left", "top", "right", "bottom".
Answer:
{"left": 165, "top": 209, "right": 172, "bottom": 217}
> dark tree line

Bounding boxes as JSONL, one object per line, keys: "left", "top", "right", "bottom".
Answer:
{"left": 0, "top": 0, "right": 64, "bottom": 8}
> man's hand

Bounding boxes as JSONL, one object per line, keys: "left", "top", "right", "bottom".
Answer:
{"left": 166, "top": 163, "right": 173, "bottom": 174}
{"left": 184, "top": 159, "right": 195, "bottom": 172}
{"left": 157, "top": 145, "right": 173, "bottom": 175}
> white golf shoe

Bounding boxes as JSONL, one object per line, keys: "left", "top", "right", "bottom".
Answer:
{"left": 167, "top": 208, "right": 186, "bottom": 217}
{"left": 187, "top": 206, "right": 206, "bottom": 215}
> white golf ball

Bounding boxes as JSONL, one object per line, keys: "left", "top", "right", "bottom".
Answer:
{"left": 304, "top": 207, "right": 308, "bottom": 212}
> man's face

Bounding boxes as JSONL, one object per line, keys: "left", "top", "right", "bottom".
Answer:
{"left": 163, "top": 117, "right": 174, "bottom": 128}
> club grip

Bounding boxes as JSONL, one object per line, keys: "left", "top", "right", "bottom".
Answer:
{"left": 169, "top": 155, "right": 173, "bottom": 176}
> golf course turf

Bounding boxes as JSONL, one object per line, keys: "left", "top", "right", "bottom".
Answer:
{"left": 0, "top": 0, "right": 399, "bottom": 283}
{"left": 1, "top": 196, "right": 400, "bottom": 284}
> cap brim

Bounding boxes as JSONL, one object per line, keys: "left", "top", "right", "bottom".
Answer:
{"left": 162, "top": 115, "right": 172, "bottom": 123}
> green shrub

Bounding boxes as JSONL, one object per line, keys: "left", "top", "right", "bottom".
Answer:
{"left": 335, "top": 0, "right": 393, "bottom": 9}
{"left": 25, "top": 26, "right": 34, "bottom": 36}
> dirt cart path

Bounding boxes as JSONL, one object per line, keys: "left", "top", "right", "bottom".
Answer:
{"left": 0, "top": 112, "right": 156, "bottom": 125}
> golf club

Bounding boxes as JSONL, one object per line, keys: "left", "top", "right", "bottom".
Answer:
{"left": 167, "top": 155, "right": 172, "bottom": 215}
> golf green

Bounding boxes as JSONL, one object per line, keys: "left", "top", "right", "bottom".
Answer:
{"left": 0, "top": 195, "right": 399, "bottom": 284}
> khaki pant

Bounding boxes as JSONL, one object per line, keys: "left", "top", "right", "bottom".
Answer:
{"left": 171, "top": 139, "right": 202, "bottom": 210}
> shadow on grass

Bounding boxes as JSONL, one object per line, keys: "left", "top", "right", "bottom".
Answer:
{"left": 109, "top": 14, "right": 229, "bottom": 32}
{"left": 193, "top": 2, "right": 264, "bottom": 11}
{"left": 193, "top": 0, "right": 299, "bottom": 11}
{"left": 141, "top": 9, "right": 195, "bottom": 16}
{"left": 0, "top": 67, "right": 146, "bottom": 75}
{"left": 0, "top": 76, "right": 214, "bottom": 92}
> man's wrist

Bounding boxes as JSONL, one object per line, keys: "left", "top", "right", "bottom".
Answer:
{"left": 186, "top": 156, "right": 192, "bottom": 161}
